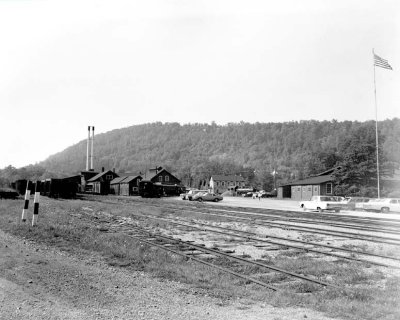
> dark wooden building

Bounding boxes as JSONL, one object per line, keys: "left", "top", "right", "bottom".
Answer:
{"left": 110, "top": 177, "right": 127, "bottom": 195}
{"left": 120, "top": 175, "right": 142, "bottom": 196}
{"left": 143, "top": 167, "right": 181, "bottom": 186}
{"left": 110, "top": 175, "right": 142, "bottom": 196}
{"left": 87, "top": 170, "right": 119, "bottom": 195}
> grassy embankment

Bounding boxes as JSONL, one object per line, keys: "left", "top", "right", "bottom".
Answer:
{"left": 0, "top": 196, "right": 399, "bottom": 320}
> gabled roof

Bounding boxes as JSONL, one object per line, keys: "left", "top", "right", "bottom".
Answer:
{"left": 87, "top": 170, "right": 118, "bottom": 182}
{"left": 211, "top": 175, "right": 245, "bottom": 182}
{"left": 315, "top": 166, "right": 341, "bottom": 176}
{"left": 280, "top": 175, "right": 333, "bottom": 187}
{"left": 110, "top": 177, "right": 128, "bottom": 184}
{"left": 144, "top": 168, "right": 180, "bottom": 182}
{"left": 121, "top": 175, "right": 142, "bottom": 183}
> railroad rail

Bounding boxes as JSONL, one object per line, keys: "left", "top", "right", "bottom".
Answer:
{"left": 78, "top": 210, "right": 347, "bottom": 292}
{"left": 123, "top": 200, "right": 400, "bottom": 245}
{"left": 125, "top": 211, "right": 400, "bottom": 269}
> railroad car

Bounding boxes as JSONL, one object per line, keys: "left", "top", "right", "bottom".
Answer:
{"left": 139, "top": 180, "right": 163, "bottom": 198}
{"left": 40, "top": 178, "right": 78, "bottom": 199}
{"left": 139, "top": 180, "right": 184, "bottom": 198}
{"left": 13, "top": 179, "right": 35, "bottom": 195}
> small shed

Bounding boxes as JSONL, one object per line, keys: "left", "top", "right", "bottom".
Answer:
{"left": 110, "top": 177, "right": 128, "bottom": 195}
{"left": 120, "top": 175, "right": 142, "bottom": 196}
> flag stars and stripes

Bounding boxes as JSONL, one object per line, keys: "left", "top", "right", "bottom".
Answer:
{"left": 374, "top": 53, "right": 393, "bottom": 70}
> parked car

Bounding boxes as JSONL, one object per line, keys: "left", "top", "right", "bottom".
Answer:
{"left": 261, "top": 190, "right": 277, "bottom": 198}
{"left": 180, "top": 189, "right": 203, "bottom": 200}
{"left": 333, "top": 196, "right": 345, "bottom": 202}
{"left": 242, "top": 192, "right": 253, "bottom": 197}
{"left": 362, "top": 198, "right": 400, "bottom": 213}
{"left": 341, "top": 197, "right": 370, "bottom": 210}
{"left": 193, "top": 192, "right": 223, "bottom": 202}
{"left": 300, "top": 195, "right": 345, "bottom": 213}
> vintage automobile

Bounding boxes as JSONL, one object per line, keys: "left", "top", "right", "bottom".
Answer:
{"left": 242, "top": 192, "right": 254, "bottom": 197}
{"left": 362, "top": 198, "right": 400, "bottom": 213}
{"left": 193, "top": 192, "right": 223, "bottom": 202}
{"left": 300, "top": 195, "right": 345, "bottom": 212}
{"left": 341, "top": 197, "right": 371, "bottom": 211}
{"left": 180, "top": 189, "right": 203, "bottom": 200}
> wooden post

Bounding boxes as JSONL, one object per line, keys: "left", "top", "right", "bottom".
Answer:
{"left": 21, "top": 180, "right": 31, "bottom": 222}
{"left": 32, "top": 181, "right": 41, "bottom": 226}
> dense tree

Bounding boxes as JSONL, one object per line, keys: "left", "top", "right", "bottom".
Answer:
{"left": 332, "top": 123, "right": 392, "bottom": 197}
{"left": 1, "top": 119, "right": 399, "bottom": 194}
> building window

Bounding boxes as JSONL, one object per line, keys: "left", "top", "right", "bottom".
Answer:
{"left": 326, "top": 183, "right": 332, "bottom": 194}
{"left": 308, "top": 187, "right": 311, "bottom": 191}
{"left": 165, "top": 176, "right": 169, "bottom": 182}
{"left": 158, "top": 176, "right": 163, "bottom": 182}
{"left": 222, "top": 181, "right": 225, "bottom": 187}
{"left": 106, "top": 175, "right": 113, "bottom": 180}
{"left": 297, "top": 187, "right": 300, "bottom": 191}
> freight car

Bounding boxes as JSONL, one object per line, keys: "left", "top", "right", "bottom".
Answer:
{"left": 40, "top": 178, "right": 78, "bottom": 199}
{"left": 13, "top": 180, "right": 35, "bottom": 195}
{"left": 138, "top": 180, "right": 184, "bottom": 198}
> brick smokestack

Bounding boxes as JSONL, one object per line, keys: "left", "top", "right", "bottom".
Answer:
{"left": 86, "top": 126, "right": 90, "bottom": 171}
{"left": 90, "top": 126, "right": 95, "bottom": 170}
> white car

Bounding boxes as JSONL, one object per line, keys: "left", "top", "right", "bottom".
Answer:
{"left": 300, "top": 195, "right": 344, "bottom": 213}
{"left": 180, "top": 189, "right": 202, "bottom": 200}
{"left": 362, "top": 198, "right": 400, "bottom": 213}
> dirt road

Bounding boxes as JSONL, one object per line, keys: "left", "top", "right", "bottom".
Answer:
{"left": 0, "top": 229, "right": 337, "bottom": 320}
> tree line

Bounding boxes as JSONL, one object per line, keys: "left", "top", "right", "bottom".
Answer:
{"left": 1, "top": 119, "right": 399, "bottom": 196}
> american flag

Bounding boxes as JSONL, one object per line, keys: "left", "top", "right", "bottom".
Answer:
{"left": 374, "top": 53, "right": 393, "bottom": 70}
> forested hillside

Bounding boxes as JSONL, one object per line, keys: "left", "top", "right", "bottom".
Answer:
{"left": 2, "top": 119, "right": 400, "bottom": 195}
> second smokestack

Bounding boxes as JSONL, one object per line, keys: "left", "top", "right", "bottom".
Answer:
{"left": 86, "top": 126, "right": 90, "bottom": 171}
{"left": 90, "top": 126, "right": 95, "bottom": 170}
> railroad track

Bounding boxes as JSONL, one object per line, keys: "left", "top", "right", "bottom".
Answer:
{"left": 165, "top": 200, "right": 400, "bottom": 232}
{"left": 75, "top": 209, "right": 350, "bottom": 293}
{"left": 120, "top": 200, "right": 400, "bottom": 245}
{"left": 123, "top": 210, "right": 400, "bottom": 269}
{"left": 106, "top": 195, "right": 400, "bottom": 233}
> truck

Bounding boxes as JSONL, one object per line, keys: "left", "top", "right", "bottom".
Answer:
{"left": 300, "top": 195, "right": 344, "bottom": 213}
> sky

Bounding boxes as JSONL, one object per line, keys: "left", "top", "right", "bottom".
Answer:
{"left": 0, "top": 0, "right": 399, "bottom": 168}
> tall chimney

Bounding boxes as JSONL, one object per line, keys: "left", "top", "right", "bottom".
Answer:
{"left": 86, "top": 126, "right": 90, "bottom": 171}
{"left": 90, "top": 126, "right": 95, "bottom": 170}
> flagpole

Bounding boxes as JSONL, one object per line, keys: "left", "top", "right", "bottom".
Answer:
{"left": 373, "top": 48, "right": 380, "bottom": 198}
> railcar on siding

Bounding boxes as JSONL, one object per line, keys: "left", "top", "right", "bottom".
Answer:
{"left": 139, "top": 180, "right": 185, "bottom": 198}
{"left": 138, "top": 180, "right": 163, "bottom": 198}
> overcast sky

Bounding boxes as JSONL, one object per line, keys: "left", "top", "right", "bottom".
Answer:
{"left": 0, "top": 0, "right": 399, "bottom": 168}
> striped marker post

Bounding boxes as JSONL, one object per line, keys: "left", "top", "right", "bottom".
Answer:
{"left": 21, "top": 180, "right": 31, "bottom": 222}
{"left": 32, "top": 181, "right": 41, "bottom": 227}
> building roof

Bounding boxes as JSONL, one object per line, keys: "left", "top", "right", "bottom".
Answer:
{"left": 280, "top": 175, "right": 333, "bottom": 187}
{"left": 211, "top": 175, "right": 245, "bottom": 182}
{"left": 87, "top": 170, "right": 118, "bottom": 182}
{"left": 110, "top": 177, "right": 128, "bottom": 185}
{"left": 315, "top": 166, "right": 341, "bottom": 176}
{"left": 143, "top": 168, "right": 180, "bottom": 183}
{"left": 121, "top": 175, "right": 142, "bottom": 183}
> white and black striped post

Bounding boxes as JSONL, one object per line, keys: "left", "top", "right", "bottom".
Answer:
{"left": 32, "top": 181, "right": 41, "bottom": 227}
{"left": 21, "top": 180, "right": 31, "bottom": 222}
